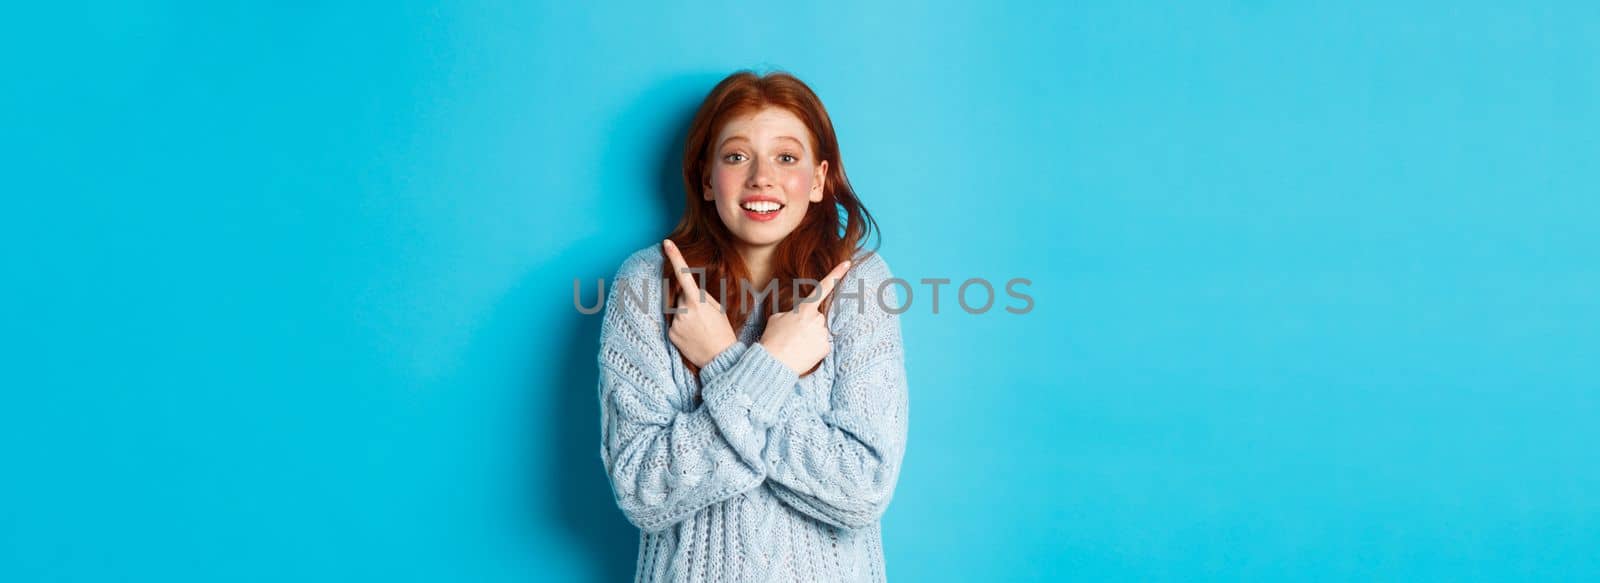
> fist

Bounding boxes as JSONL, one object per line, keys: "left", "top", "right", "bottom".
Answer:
{"left": 663, "top": 239, "right": 737, "bottom": 367}
{"left": 759, "top": 259, "right": 852, "bottom": 375}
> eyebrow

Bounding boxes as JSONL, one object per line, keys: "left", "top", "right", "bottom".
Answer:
{"left": 718, "top": 135, "right": 806, "bottom": 149}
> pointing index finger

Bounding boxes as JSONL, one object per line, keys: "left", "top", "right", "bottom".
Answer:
{"left": 802, "top": 259, "right": 853, "bottom": 313}
{"left": 661, "top": 239, "right": 701, "bottom": 299}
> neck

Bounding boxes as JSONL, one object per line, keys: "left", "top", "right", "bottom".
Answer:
{"left": 737, "top": 243, "right": 776, "bottom": 290}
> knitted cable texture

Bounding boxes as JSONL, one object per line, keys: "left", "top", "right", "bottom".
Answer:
{"left": 597, "top": 244, "right": 909, "bottom": 582}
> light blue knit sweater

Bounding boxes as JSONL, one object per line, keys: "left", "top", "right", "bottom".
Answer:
{"left": 596, "top": 245, "right": 910, "bottom": 582}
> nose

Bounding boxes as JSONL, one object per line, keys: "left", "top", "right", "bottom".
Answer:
{"left": 746, "top": 157, "right": 774, "bottom": 190}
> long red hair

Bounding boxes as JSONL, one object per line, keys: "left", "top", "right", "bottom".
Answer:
{"left": 665, "top": 70, "right": 879, "bottom": 374}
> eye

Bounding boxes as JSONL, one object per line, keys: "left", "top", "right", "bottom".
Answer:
{"left": 723, "top": 153, "right": 747, "bottom": 163}
{"left": 779, "top": 153, "right": 798, "bottom": 163}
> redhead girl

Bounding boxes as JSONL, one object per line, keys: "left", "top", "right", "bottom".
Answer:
{"left": 596, "top": 70, "right": 910, "bottom": 582}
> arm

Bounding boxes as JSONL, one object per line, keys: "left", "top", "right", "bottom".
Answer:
{"left": 764, "top": 288, "right": 908, "bottom": 530}
{"left": 722, "top": 256, "right": 911, "bottom": 530}
{"left": 597, "top": 254, "right": 799, "bottom": 533}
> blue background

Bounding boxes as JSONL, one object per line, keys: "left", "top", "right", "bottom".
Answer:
{"left": 4, "top": 2, "right": 1597, "bottom": 581}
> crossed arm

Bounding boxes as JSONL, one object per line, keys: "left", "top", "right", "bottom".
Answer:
{"left": 596, "top": 252, "right": 908, "bottom": 533}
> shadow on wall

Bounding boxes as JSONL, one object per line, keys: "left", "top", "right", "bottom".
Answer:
{"left": 537, "top": 72, "right": 720, "bottom": 582}
{"left": 544, "top": 304, "right": 635, "bottom": 582}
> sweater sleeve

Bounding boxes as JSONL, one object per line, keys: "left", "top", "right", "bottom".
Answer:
{"left": 697, "top": 340, "right": 750, "bottom": 386}
{"left": 762, "top": 254, "right": 911, "bottom": 530}
{"left": 597, "top": 251, "right": 800, "bottom": 533}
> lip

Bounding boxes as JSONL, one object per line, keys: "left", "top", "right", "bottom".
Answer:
{"left": 738, "top": 195, "right": 785, "bottom": 223}
{"left": 743, "top": 208, "right": 781, "bottom": 222}
{"left": 739, "top": 194, "right": 785, "bottom": 205}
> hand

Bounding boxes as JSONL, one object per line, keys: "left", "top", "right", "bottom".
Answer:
{"left": 759, "top": 259, "right": 852, "bottom": 376}
{"left": 663, "top": 239, "right": 738, "bottom": 368}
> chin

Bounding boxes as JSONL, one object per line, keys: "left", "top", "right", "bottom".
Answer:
{"left": 729, "top": 227, "right": 791, "bottom": 248}
{"left": 721, "top": 212, "right": 800, "bottom": 247}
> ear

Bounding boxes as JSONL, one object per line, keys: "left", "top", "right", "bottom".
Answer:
{"left": 809, "top": 160, "right": 828, "bottom": 203}
{"left": 703, "top": 174, "right": 714, "bottom": 201}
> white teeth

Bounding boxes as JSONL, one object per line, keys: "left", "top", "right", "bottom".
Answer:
{"left": 741, "top": 201, "right": 782, "bottom": 213}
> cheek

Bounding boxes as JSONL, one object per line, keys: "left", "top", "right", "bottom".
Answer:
{"left": 781, "top": 169, "right": 813, "bottom": 190}
{"left": 710, "top": 169, "right": 742, "bottom": 200}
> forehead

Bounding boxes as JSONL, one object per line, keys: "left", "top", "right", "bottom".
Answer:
{"left": 715, "top": 107, "right": 813, "bottom": 148}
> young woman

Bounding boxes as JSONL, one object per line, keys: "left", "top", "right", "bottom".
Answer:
{"left": 596, "top": 70, "right": 910, "bottom": 582}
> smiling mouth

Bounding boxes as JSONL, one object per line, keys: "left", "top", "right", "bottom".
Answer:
{"left": 740, "top": 200, "right": 785, "bottom": 215}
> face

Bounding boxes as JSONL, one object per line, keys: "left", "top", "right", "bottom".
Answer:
{"left": 704, "top": 107, "right": 828, "bottom": 252}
